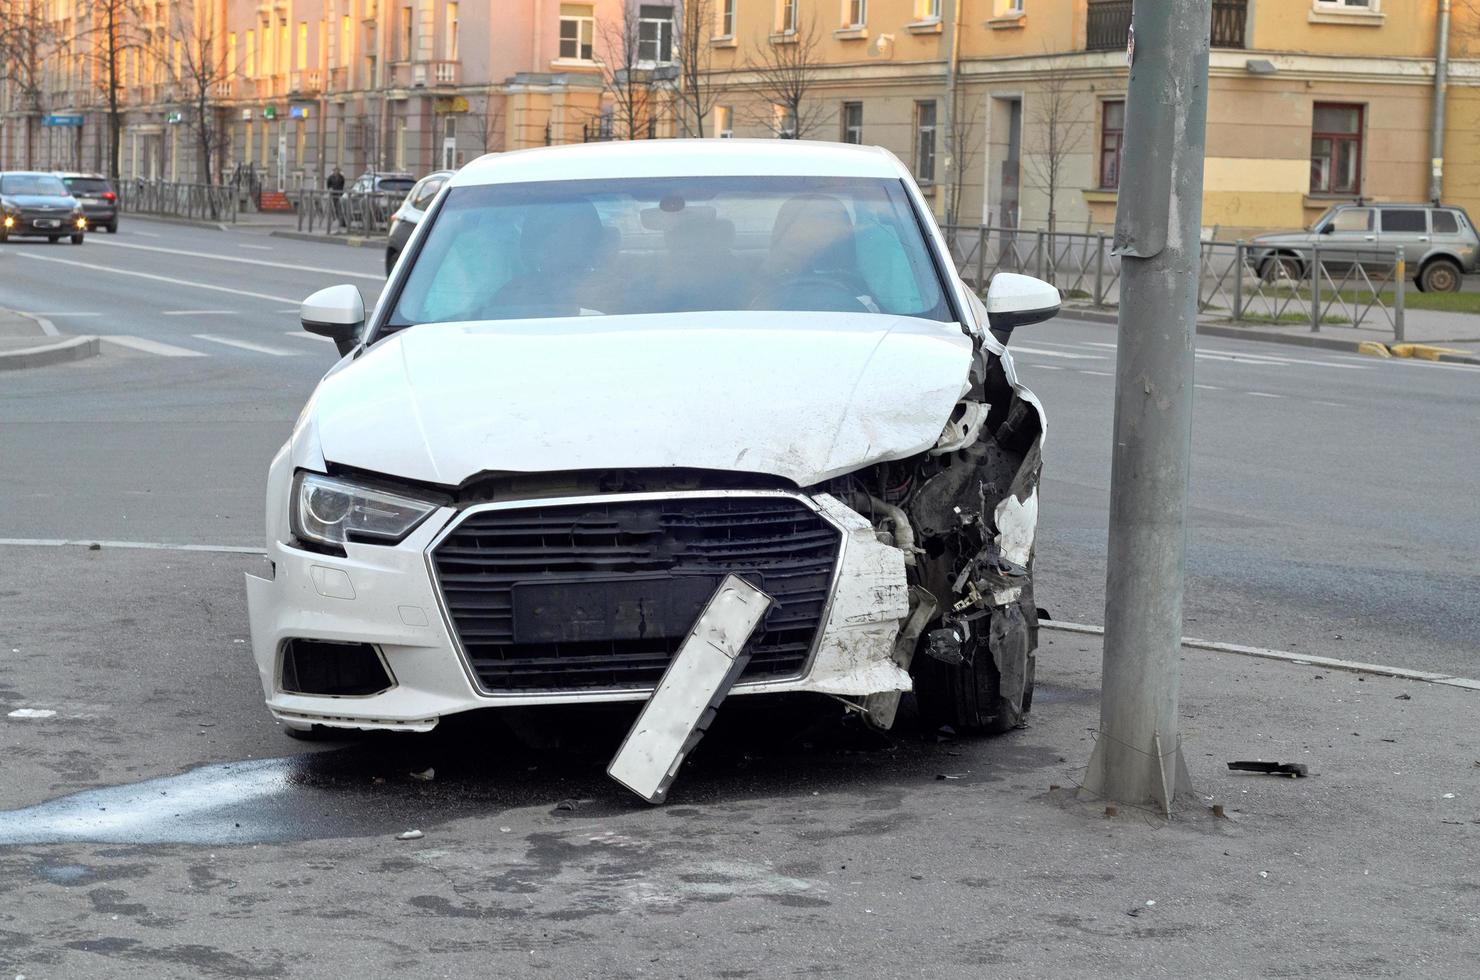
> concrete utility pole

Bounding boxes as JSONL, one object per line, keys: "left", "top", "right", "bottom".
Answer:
{"left": 1429, "top": 0, "right": 1451, "bottom": 204}
{"left": 1081, "top": 0, "right": 1211, "bottom": 817}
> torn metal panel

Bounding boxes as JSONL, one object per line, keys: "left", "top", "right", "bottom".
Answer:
{"left": 607, "top": 575, "right": 773, "bottom": 804}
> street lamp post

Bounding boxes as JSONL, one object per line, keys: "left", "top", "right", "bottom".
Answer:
{"left": 1080, "top": 0, "right": 1213, "bottom": 817}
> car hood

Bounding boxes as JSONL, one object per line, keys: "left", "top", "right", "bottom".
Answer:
{"left": 4, "top": 194, "right": 75, "bottom": 209}
{"left": 308, "top": 311, "right": 975, "bottom": 488}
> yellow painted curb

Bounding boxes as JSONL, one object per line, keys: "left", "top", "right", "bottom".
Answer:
{"left": 1357, "top": 341, "right": 1392, "bottom": 358}
{"left": 1390, "top": 343, "right": 1467, "bottom": 361}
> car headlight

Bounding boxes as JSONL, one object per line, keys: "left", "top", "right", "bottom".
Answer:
{"left": 290, "top": 471, "right": 440, "bottom": 547}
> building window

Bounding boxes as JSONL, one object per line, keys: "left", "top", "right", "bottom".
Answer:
{"left": 1313, "top": 0, "right": 1375, "bottom": 10}
{"left": 638, "top": 5, "right": 674, "bottom": 63}
{"left": 915, "top": 0, "right": 941, "bottom": 20}
{"left": 296, "top": 21, "right": 308, "bottom": 70}
{"left": 339, "top": 16, "right": 351, "bottom": 68}
{"left": 1310, "top": 103, "right": 1363, "bottom": 195}
{"left": 244, "top": 30, "right": 255, "bottom": 76}
{"left": 715, "top": 105, "right": 733, "bottom": 137}
{"left": 559, "top": 4, "right": 595, "bottom": 60}
{"left": 774, "top": 104, "right": 798, "bottom": 138}
{"left": 915, "top": 100, "right": 936, "bottom": 183}
{"left": 399, "top": 7, "right": 413, "bottom": 60}
{"left": 719, "top": 0, "right": 735, "bottom": 36}
{"left": 847, "top": 0, "right": 866, "bottom": 28}
{"left": 779, "top": 0, "right": 796, "bottom": 33}
{"left": 446, "top": 2, "right": 459, "bottom": 59}
{"left": 841, "top": 101, "right": 863, "bottom": 144}
{"left": 1099, "top": 99, "right": 1124, "bottom": 189}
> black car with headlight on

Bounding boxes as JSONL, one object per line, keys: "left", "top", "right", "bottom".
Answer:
{"left": 0, "top": 172, "right": 87, "bottom": 244}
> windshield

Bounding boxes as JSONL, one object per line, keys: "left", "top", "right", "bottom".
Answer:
{"left": 378, "top": 178, "right": 416, "bottom": 194}
{"left": 1, "top": 175, "right": 67, "bottom": 196}
{"left": 389, "top": 175, "right": 951, "bottom": 326}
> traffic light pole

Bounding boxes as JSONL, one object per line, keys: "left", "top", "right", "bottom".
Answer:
{"left": 1081, "top": 0, "right": 1212, "bottom": 817}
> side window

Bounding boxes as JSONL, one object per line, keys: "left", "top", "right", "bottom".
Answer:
{"left": 1379, "top": 209, "right": 1427, "bottom": 233}
{"left": 411, "top": 177, "right": 445, "bottom": 210}
{"left": 1330, "top": 208, "right": 1371, "bottom": 232}
{"left": 1431, "top": 210, "right": 1459, "bottom": 234}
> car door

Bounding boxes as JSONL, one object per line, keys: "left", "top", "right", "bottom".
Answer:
{"left": 1428, "top": 208, "right": 1469, "bottom": 268}
{"left": 1376, "top": 207, "right": 1430, "bottom": 271}
{"left": 1316, "top": 206, "right": 1375, "bottom": 275}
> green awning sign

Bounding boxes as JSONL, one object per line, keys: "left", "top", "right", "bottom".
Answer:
{"left": 263, "top": 106, "right": 277, "bottom": 120}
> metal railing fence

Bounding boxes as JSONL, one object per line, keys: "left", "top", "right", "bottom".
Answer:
{"left": 941, "top": 224, "right": 1408, "bottom": 341}
{"left": 295, "top": 189, "right": 402, "bottom": 236}
{"left": 117, "top": 180, "right": 238, "bottom": 223}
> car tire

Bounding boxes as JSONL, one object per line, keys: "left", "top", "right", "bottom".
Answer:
{"left": 385, "top": 248, "right": 398, "bottom": 275}
{"left": 1419, "top": 258, "right": 1462, "bottom": 294}
{"left": 1258, "top": 253, "right": 1304, "bottom": 284}
{"left": 912, "top": 593, "right": 1038, "bottom": 736}
{"left": 70, "top": 233, "right": 84, "bottom": 245}
{"left": 106, "top": 222, "right": 118, "bottom": 234}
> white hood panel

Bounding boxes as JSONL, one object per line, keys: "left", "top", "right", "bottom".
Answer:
{"left": 310, "top": 312, "right": 974, "bottom": 488}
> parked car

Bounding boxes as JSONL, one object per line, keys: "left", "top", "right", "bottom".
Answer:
{"left": 247, "top": 141, "right": 1057, "bottom": 767}
{"left": 0, "top": 171, "right": 87, "bottom": 244}
{"left": 350, "top": 171, "right": 417, "bottom": 196}
{"left": 1250, "top": 202, "right": 1478, "bottom": 292}
{"left": 385, "top": 170, "right": 453, "bottom": 274}
{"left": 56, "top": 172, "right": 119, "bottom": 233}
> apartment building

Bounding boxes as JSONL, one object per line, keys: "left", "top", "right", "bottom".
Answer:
{"left": 0, "top": 0, "right": 675, "bottom": 186}
{"left": 706, "top": 0, "right": 1480, "bottom": 235}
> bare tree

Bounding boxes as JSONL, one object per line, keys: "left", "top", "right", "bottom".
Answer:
{"left": 945, "top": 94, "right": 984, "bottom": 233}
{"left": 674, "top": 0, "right": 723, "bottom": 138}
{"left": 467, "top": 94, "right": 504, "bottom": 156}
{"left": 164, "top": 1, "right": 230, "bottom": 188}
{"left": 0, "top": 0, "right": 58, "bottom": 168}
{"left": 743, "top": 13, "right": 828, "bottom": 139}
{"left": 78, "top": 0, "right": 151, "bottom": 179}
{"left": 596, "top": 3, "right": 658, "bottom": 140}
{"left": 1020, "top": 60, "right": 1087, "bottom": 236}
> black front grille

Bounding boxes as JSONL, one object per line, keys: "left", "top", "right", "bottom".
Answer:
{"left": 431, "top": 495, "right": 841, "bottom": 692}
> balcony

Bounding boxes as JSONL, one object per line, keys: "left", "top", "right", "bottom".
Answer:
{"left": 1087, "top": 0, "right": 1245, "bottom": 52}
{"left": 411, "top": 61, "right": 460, "bottom": 87}
{"left": 289, "top": 69, "right": 322, "bottom": 96}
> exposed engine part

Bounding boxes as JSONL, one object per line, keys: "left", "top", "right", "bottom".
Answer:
{"left": 852, "top": 492, "right": 922, "bottom": 566}
{"left": 923, "top": 624, "right": 966, "bottom": 666}
{"left": 861, "top": 586, "right": 939, "bottom": 729}
{"left": 929, "top": 400, "right": 991, "bottom": 456}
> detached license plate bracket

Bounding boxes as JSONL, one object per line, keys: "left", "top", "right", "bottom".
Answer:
{"left": 511, "top": 574, "right": 765, "bottom": 645}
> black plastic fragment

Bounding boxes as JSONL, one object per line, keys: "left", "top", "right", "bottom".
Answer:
{"left": 1227, "top": 761, "right": 1308, "bottom": 778}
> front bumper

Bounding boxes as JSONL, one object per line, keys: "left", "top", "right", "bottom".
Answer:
{"left": 245, "top": 491, "right": 912, "bottom": 732}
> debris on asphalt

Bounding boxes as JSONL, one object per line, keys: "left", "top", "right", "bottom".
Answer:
{"left": 935, "top": 773, "right": 966, "bottom": 780}
{"left": 408, "top": 768, "right": 435, "bottom": 781}
{"left": 1258, "top": 871, "right": 1269, "bottom": 879}
{"left": 87, "top": 543, "right": 100, "bottom": 551}
{"left": 1228, "top": 761, "right": 1309, "bottom": 778}
{"left": 554, "top": 799, "right": 579, "bottom": 812}
{"left": 1395, "top": 693, "right": 1412, "bottom": 701}
{"left": 396, "top": 830, "right": 424, "bottom": 841}
{"left": 6, "top": 709, "right": 56, "bottom": 720}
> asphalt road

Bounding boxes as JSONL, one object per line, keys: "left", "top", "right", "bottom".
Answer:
{"left": 2, "top": 216, "right": 1478, "bottom": 977}
{"left": 2, "top": 216, "right": 1476, "bottom": 673}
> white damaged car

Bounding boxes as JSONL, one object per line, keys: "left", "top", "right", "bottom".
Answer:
{"left": 246, "top": 139, "right": 1056, "bottom": 741}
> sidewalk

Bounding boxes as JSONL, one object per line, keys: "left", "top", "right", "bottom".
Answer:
{"left": 0, "top": 309, "right": 98, "bottom": 370}
{"left": 1064, "top": 302, "right": 1480, "bottom": 364}
{"left": 1, "top": 543, "right": 1477, "bottom": 977}
{"left": 126, "top": 209, "right": 384, "bottom": 248}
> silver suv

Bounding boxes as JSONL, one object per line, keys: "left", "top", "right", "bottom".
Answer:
{"left": 1250, "top": 203, "right": 1478, "bottom": 293}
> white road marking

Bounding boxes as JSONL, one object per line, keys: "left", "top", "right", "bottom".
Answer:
{"left": 192, "top": 333, "right": 299, "bottom": 356}
{"left": 99, "top": 335, "right": 207, "bottom": 357}
{"left": 13, "top": 252, "right": 299, "bottom": 303}
{"left": 1385, "top": 358, "right": 1480, "bottom": 374}
{"left": 1246, "top": 391, "right": 1282, "bottom": 398}
{"left": 1197, "top": 347, "right": 1372, "bottom": 370}
{"left": 23, "top": 311, "right": 100, "bottom": 317}
{"left": 161, "top": 310, "right": 236, "bottom": 316}
{"left": 276, "top": 308, "right": 301, "bottom": 314}
{"left": 1313, "top": 400, "right": 1348, "bottom": 407}
{"left": 237, "top": 243, "right": 273, "bottom": 251}
{"left": 1011, "top": 345, "right": 1106, "bottom": 360}
{"left": 1041, "top": 619, "right": 1480, "bottom": 691}
{"left": 286, "top": 330, "right": 335, "bottom": 343}
{"left": 1084, "top": 341, "right": 1119, "bottom": 349}
{"left": 130, "top": 229, "right": 161, "bottom": 238}
{"left": 7, "top": 708, "right": 57, "bottom": 720}
{"left": 1194, "top": 383, "right": 1223, "bottom": 390}
{"left": 1196, "top": 352, "right": 1288, "bottom": 367}
{"left": 1077, "top": 369, "right": 1113, "bottom": 376}
{"left": 0, "top": 537, "right": 262, "bottom": 554}
{"left": 1028, "top": 364, "right": 1064, "bottom": 371}
{"left": 89, "top": 238, "right": 382, "bottom": 281}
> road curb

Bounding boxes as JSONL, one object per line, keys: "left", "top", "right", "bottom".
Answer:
{"left": 1061, "top": 306, "right": 1385, "bottom": 354}
{"left": 0, "top": 334, "right": 101, "bottom": 371}
{"left": 269, "top": 229, "right": 383, "bottom": 249}
{"left": 1389, "top": 342, "right": 1480, "bottom": 365}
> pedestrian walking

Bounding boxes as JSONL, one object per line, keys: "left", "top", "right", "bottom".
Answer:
{"left": 327, "top": 166, "right": 347, "bottom": 231}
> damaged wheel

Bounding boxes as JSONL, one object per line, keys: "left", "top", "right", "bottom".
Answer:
{"left": 912, "top": 595, "right": 1037, "bottom": 735}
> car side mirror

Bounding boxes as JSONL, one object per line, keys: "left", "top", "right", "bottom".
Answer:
{"left": 301, "top": 284, "right": 365, "bottom": 356}
{"left": 1319, "top": 224, "right": 1334, "bottom": 235}
{"left": 985, "top": 273, "right": 1061, "bottom": 343}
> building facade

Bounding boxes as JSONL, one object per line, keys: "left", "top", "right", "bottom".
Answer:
{"left": 705, "top": 0, "right": 1480, "bottom": 236}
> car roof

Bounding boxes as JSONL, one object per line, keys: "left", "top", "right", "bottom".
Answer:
{"left": 54, "top": 172, "right": 109, "bottom": 179}
{"left": 452, "top": 139, "right": 907, "bottom": 187}
{"left": 1334, "top": 202, "right": 1460, "bottom": 210}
